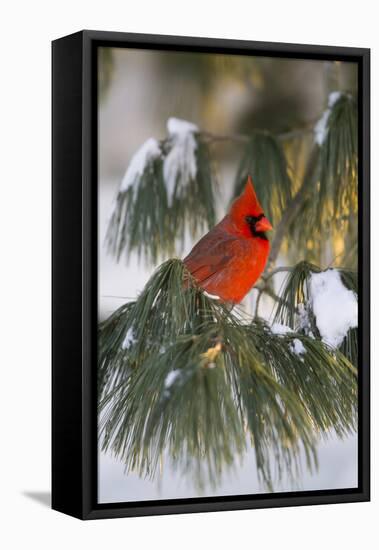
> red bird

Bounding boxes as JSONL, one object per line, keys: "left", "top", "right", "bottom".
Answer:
{"left": 183, "top": 176, "right": 273, "bottom": 304}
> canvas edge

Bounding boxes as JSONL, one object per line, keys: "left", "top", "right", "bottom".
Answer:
{"left": 52, "top": 30, "right": 370, "bottom": 521}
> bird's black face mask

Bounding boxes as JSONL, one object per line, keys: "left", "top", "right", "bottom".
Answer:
{"left": 245, "top": 214, "right": 269, "bottom": 240}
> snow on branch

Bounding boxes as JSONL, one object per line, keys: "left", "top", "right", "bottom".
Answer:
{"left": 119, "top": 138, "right": 161, "bottom": 192}
{"left": 272, "top": 261, "right": 358, "bottom": 365}
{"left": 163, "top": 117, "right": 199, "bottom": 206}
{"left": 106, "top": 118, "right": 216, "bottom": 264}
{"left": 270, "top": 322, "right": 294, "bottom": 336}
{"left": 309, "top": 269, "right": 357, "bottom": 348}
{"left": 314, "top": 91, "right": 342, "bottom": 145}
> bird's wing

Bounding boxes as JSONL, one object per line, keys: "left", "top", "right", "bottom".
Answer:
{"left": 183, "top": 231, "right": 247, "bottom": 285}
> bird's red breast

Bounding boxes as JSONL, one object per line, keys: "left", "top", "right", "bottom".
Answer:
{"left": 183, "top": 176, "right": 272, "bottom": 304}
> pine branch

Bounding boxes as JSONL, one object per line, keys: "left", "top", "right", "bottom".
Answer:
{"left": 99, "top": 259, "right": 357, "bottom": 490}
{"left": 267, "top": 146, "right": 320, "bottom": 268}
{"left": 106, "top": 131, "right": 217, "bottom": 265}
{"left": 318, "top": 94, "right": 358, "bottom": 223}
{"left": 272, "top": 261, "right": 358, "bottom": 367}
{"left": 284, "top": 93, "right": 358, "bottom": 266}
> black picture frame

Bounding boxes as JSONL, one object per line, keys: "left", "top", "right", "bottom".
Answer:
{"left": 52, "top": 30, "right": 370, "bottom": 520}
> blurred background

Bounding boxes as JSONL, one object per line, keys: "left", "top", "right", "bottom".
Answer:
{"left": 98, "top": 47, "right": 358, "bottom": 503}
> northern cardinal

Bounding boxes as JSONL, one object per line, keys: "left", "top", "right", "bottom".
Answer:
{"left": 183, "top": 176, "right": 273, "bottom": 304}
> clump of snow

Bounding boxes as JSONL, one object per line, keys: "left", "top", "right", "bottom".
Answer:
{"left": 309, "top": 269, "right": 357, "bottom": 348}
{"left": 122, "top": 327, "right": 136, "bottom": 350}
{"left": 314, "top": 111, "right": 330, "bottom": 146}
{"left": 290, "top": 338, "right": 306, "bottom": 359}
{"left": 270, "top": 324, "right": 307, "bottom": 361}
{"left": 163, "top": 117, "right": 198, "bottom": 206}
{"left": 328, "top": 91, "right": 342, "bottom": 107}
{"left": 270, "top": 323, "right": 294, "bottom": 336}
{"left": 203, "top": 290, "right": 220, "bottom": 300}
{"left": 164, "top": 369, "right": 181, "bottom": 389}
{"left": 120, "top": 138, "right": 161, "bottom": 192}
{"left": 167, "top": 118, "right": 198, "bottom": 135}
{"left": 314, "top": 91, "right": 342, "bottom": 145}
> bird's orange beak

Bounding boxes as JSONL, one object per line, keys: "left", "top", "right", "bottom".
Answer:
{"left": 255, "top": 216, "right": 273, "bottom": 233}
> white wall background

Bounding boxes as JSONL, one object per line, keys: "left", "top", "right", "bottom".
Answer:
{"left": 1, "top": 1, "right": 376, "bottom": 548}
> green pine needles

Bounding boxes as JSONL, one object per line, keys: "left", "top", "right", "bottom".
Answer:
{"left": 287, "top": 93, "right": 358, "bottom": 265}
{"left": 318, "top": 93, "right": 358, "bottom": 223}
{"left": 233, "top": 132, "right": 292, "bottom": 226}
{"left": 105, "top": 151, "right": 169, "bottom": 263}
{"left": 273, "top": 261, "right": 358, "bottom": 367}
{"left": 105, "top": 130, "right": 217, "bottom": 265}
{"left": 99, "top": 260, "right": 357, "bottom": 490}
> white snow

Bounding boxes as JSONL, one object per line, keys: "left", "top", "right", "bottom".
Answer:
{"left": 204, "top": 290, "right": 220, "bottom": 300}
{"left": 314, "top": 91, "right": 342, "bottom": 145}
{"left": 122, "top": 327, "right": 136, "bottom": 350}
{"left": 314, "top": 110, "right": 330, "bottom": 146}
{"left": 163, "top": 117, "right": 198, "bottom": 206}
{"left": 164, "top": 369, "right": 181, "bottom": 388}
{"left": 291, "top": 338, "right": 306, "bottom": 358}
{"left": 309, "top": 269, "right": 357, "bottom": 348}
{"left": 328, "top": 91, "right": 342, "bottom": 108}
{"left": 271, "top": 322, "right": 306, "bottom": 359}
{"left": 167, "top": 118, "right": 198, "bottom": 135}
{"left": 119, "top": 138, "right": 161, "bottom": 192}
{"left": 270, "top": 323, "right": 294, "bottom": 336}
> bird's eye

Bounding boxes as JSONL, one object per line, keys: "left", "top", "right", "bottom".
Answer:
{"left": 245, "top": 216, "right": 254, "bottom": 223}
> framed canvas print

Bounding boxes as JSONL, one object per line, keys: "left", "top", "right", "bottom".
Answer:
{"left": 52, "top": 30, "right": 370, "bottom": 520}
